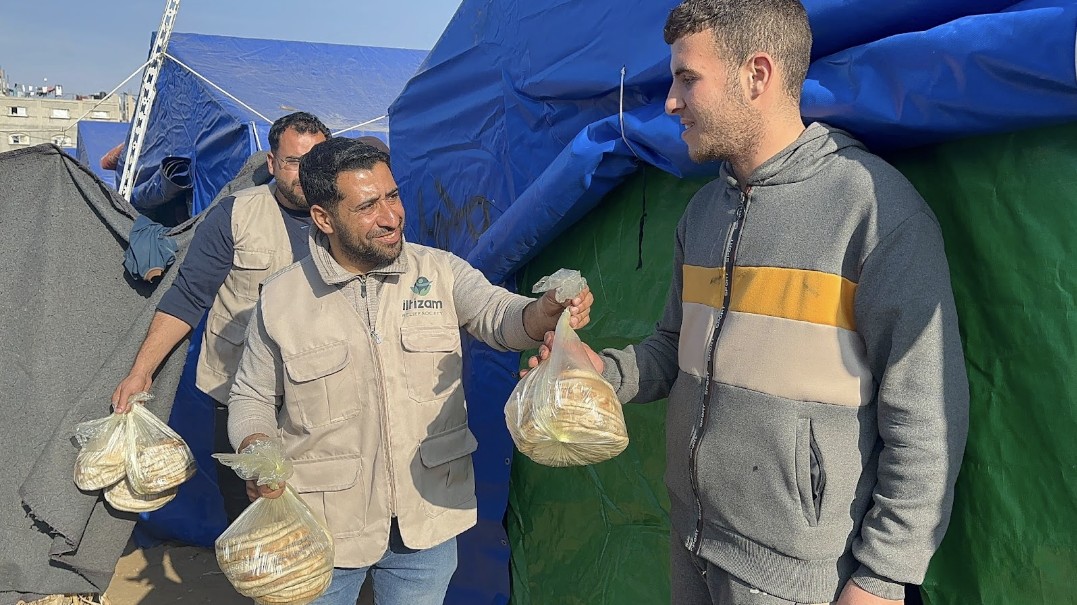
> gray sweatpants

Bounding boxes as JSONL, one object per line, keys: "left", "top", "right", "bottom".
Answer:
{"left": 670, "top": 531, "right": 831, "bottom": 605}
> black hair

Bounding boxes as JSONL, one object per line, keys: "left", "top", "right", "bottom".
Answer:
{"left": 664, "top": 0, "right": 812, "bottom": 100}
{"left": 267, "top": 111, "right": 331, "bottom": 152}
{"left": 299, "top": 137, "right": 391, "bottom": 212}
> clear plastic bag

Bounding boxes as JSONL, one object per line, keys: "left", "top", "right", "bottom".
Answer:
{"left": 123, "top": 394, "right": 197, "bottom": 495}
{"left": 214, "top": 440, "right": 334, "bottom": 605}
{"left": 505, "top": 308, "right": 629, "bottom": 467}
{"left": 104, "top": 477, "right": 178, "bottom": 512}
{"left": 531, "top": 268, "right": 587, "bottom": 303}
{"left": 73, "top": 413, "right": 128, "bottom": 491}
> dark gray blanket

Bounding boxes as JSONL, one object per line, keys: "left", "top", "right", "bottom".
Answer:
{"left": 0, "top": 145, "right": 202, "bottom": 603}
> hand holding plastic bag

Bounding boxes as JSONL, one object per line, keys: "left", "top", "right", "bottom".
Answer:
{"left": 214, "top": 440, "right": 334, "bottom": 605}
{"left": 506, "top": 306, "right": 629, "bottom": 467}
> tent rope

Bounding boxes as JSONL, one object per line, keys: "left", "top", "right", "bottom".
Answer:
{"left": 62, "top": 58, "right": 154, "bottom": 134}
{"left": 618, "top": 65, "right": 643, "bottom": 161}
{"left": 163, "top": 53, "right": 274, "bottom": 124}
{"left": 332, "top": 115, "right": 388, "bottom": 136}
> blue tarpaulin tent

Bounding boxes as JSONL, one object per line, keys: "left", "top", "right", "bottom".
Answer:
{"left": 133, "top": 32, "right": 428, "bottom": 549}
{"left": 134, "top": 32, "right": 428, "bottom": 215}
{"left": 387, "top": 0, "right": 1077, "bottom": 603}
{"left": 75, "top": 121, "right": 129, "bottom": 189}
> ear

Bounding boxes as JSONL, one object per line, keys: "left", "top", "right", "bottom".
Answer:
{"left": 745, "top": 52, "right": 776, "bottom": 100}
{"left": 266, "top": 151, "right": 277, "bottom": 179}
{"left": 310, "top": 204, "right": 335, "bottom": 235}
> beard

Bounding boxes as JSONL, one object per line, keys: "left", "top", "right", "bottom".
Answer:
{"left": 686, "top": 84, "right": 763, "bottom": 165}
{"left": 336, "top": 217, "right": 405, "bottom": 269}
{"left": 276, "top": 176, "right": 308, "bottom": 209}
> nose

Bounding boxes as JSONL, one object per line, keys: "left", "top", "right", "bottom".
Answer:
{"left": 665, "top": 89, "right": 683, "bottom": 116}
{"left": 376, "top": 201, "right": 399, "bottom": 228}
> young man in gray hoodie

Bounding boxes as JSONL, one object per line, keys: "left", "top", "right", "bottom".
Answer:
{"left": 530, "top": 1, "right": 969, "bottom": 603}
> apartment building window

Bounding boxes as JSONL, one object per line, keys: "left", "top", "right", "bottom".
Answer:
{"left": 9, "top": 134, "right": 29, "bottom": 145}
{"left": 52, "top": 135, "right": 73, "bottom": 147}
{"left": 50, "top": 108, "right": 71, "bottom": 119}
{"left": 90, "top": 110, "right": 110, "bottom": 119}
{"left": 9, "top": 106, "right": 28, "bottom": 117}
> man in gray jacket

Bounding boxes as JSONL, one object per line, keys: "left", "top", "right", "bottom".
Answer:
{"left": 227, "top": 138, "right": 593, "bottom": 605}
{"left": 531, "top": 1, "right": 969, "bottom": 604}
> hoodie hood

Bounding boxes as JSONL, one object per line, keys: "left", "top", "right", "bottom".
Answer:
{"left": 720, "top": 122, "right": 866, "bottom": 189}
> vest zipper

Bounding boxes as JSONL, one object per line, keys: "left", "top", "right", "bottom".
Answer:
{"left": 686, "top": 185, "right": 751, "bottom": 553}
{"left": 360, "top": 274, "right": 397, "bottom": 514}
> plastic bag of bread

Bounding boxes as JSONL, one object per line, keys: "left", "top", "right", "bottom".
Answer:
{"left": 123, "top": 393, "right": 197, "bottom": 495}
{"left": 73, "top": 413, "right": 128, "bottom": 491}
{"left": 214, "top": 440, "right": 334, "bottom": 605}
{"left": 505, "top": 270, "right": 628, "bottom": 467}
{"left": 105, "top": 477, "right": 178, "bottom": 512}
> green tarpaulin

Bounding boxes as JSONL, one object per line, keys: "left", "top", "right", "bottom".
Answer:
{"left": 507, "top": 121, "right": 1077, "bottom": 605}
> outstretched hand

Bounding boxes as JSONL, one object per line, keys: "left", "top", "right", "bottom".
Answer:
{"left": 519, "top": 330, "right": 605, "bottom": 379}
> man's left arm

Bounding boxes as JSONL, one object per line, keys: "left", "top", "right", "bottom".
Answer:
{"left": 446, "top": 254, "right": 588, "bottom": 352}
{"left": 850, "top": 210, "right": 970, "bottom": 601}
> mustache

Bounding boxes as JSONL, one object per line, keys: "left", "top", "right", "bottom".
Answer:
{"left": 368, "top": 219, "right": 404, "bottom": 239}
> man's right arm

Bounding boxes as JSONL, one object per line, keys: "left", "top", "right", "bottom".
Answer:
{"left": 111, "top": 199, "right": 236, "bottom": 412}
{"left": 598, "top": 220, "right": 685, "bottom": 404}
{"left": 227, "top": 301, "right": 287, "bottom": 501}
{"left": 111, "top": 311, "right": 192, "bottom": 412}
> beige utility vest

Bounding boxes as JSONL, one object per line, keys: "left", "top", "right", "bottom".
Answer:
{"left": 195, "top": 185, "right": 294, "bottom": 403}
{"left": 259, "top": 244, "right": 478, "bottom": 568}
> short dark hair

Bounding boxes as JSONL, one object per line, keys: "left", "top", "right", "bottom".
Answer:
{"left": 268, "top": 111, "right": 331, "bottom": 152}
{"left": 664, "top": 0, "right": 812, "bottom": 100}
{"left": 299, "top": 137, "right": 391, "bottom": 212}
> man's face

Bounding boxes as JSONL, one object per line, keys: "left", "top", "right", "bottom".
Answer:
{"left": 267, "top": 128, "right": 327, "bottom": 209}
{"left": 324, "top": 162, "right": 406, "bottom": 270}
{"left": 665, "top": 31, "right": 762, "bottom": 164}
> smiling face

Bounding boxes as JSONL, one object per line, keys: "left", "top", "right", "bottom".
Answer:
{"left": 313, "top": 161, "right": 405, "bottom": 274}
{"left": 665, "top": 30, "right": 762, "bottom": 164}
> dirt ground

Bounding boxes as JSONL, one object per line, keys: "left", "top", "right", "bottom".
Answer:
{"left": 103, "top": 541, "right": 373, "bottom": 605}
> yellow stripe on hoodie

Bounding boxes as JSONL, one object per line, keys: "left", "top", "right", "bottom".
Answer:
{"left": 682, "top": 265, "right": 857, "bottom": 330}
{"left": 679, "top": 264, "right": 874, "bottom": 406}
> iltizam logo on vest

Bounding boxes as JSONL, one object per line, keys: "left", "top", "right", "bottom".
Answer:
{"left": 403, "top": 276, "right": 444, "bottom": 314}
{"left": 411, "top": 276, "right": 432, "bottom": 296}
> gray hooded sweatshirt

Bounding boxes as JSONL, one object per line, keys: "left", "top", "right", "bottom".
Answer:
{"left": 600, "top": 122, "right": 969, "bottom": 603}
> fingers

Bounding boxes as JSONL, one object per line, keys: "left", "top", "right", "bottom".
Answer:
{"left": 259, "top": 483, "right": 285, "bottom": 500}
{"left": 111, "top": 387, "right": 133, "bottom": 414}
{"left": 568, "top": 307, "right": 591, "bottom": 329}
{"left": 247, "top": 480, "right": 286, "bottom": 501}
{"left": 567, "top": 289, "right": 594, "bottom": 329}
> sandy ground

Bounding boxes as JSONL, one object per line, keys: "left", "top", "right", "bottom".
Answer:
{"left": 103, "top": 541, "right": 373, "bottom": 605}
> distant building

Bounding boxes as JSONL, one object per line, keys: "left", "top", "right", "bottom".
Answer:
{"left": 0, "top": 68, "right": 128, "bottom": 154}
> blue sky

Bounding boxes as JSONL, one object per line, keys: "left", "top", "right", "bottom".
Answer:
{"left": 0, "top": 0, "right": 461, "bottom": 95}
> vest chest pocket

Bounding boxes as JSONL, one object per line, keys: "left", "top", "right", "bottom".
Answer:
{"left": 232, "top": 249, "right": 274, "bottom": 302}
{"left": 400, "top": 326, "right": 463, "bottom": 403}
{"left": 283, "top": 341, "right": 361, "bottom": 429}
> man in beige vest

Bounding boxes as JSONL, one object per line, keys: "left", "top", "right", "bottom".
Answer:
{"left": 227, "top": 137, "right": 594, "bottom": 605}
{"left": 111, "top": 112, "right": 333, "bottom": 522}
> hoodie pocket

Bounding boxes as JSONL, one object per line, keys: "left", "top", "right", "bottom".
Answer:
{"left": 795, "top": 419, "right": 826, "bottom": 526}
